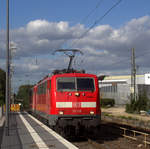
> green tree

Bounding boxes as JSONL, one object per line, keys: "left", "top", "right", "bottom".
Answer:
{"left": 0, "top": 68, "right": 6, "bottom": 105}
{"left": 17, "top": 84, "right": 33, "bottom": 109}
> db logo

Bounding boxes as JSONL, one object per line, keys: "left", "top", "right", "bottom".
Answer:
{"left": 73, "top": 102, "right": 81, "bottom": 108}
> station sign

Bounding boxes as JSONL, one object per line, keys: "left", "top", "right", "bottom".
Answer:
{"left": 145, "top": 73, "right": 150, "bottom": 85}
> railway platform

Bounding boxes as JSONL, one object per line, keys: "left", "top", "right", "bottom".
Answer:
{"left": 0, "top": 112, "right": 78, "bottom": 149}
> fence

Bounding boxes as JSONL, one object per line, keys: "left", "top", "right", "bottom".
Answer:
{"left": 120, "top": 127, "right": 150, "bottom": 147}
{"left": 2, "top": 104, "right": 20, "bottom": 113}
{"left": 10, "top": 104, "right": 20, "bottom": 112}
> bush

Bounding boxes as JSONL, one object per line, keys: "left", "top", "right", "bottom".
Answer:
{"left": 126, "top": 91, "right": 150, "bottom": 113}
{"left": 126, "top": 101, "right": 136, "bottom": 113}
{"left": 101, "top": 98, "right": 115, "bottom": 107}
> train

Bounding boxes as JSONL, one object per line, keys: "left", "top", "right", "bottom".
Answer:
{"left": 29, "top": 49, "right": 101, "bottom": 136}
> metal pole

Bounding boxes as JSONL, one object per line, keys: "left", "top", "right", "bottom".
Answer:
{"left": 131, "top": 48, "right": 136, "bottom": 101}
{"left": 67, "top": 55, "right": 74, "bottom": 71}
{"left": 133, "top": 48, "right": 136, "bottom": 101}
{"left": 5, "top": 0, "right": 10, "bottom": 136}
{"left": 131, "top": 48, "right": 133, "bottom": 100}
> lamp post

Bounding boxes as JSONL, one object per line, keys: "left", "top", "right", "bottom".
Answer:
{"left": 5, "top": 0, "right": 10, "bottom": 136}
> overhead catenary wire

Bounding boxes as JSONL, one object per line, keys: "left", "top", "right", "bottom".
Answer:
{"left": 70, "top": 0, "right": 123, "bottom": 48}
{"left": 66, "top": 0, "right": 123, "bottom": 69}
{"left": 52, "top": 0, "right": 105, "bottom": 67}
{"left": 59, "top": 0, "right": 104, "bottom": 50}
{"left": 80, "top": 0, "right": 104, "bottom": 24}
{"left": 51, "top": 0, "right": 123, "bottom": 74}
{"left": 98, "top": 49, "right": 150, "bottom": 72}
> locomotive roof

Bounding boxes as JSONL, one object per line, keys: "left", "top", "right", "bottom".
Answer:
{"left": 53, "top": 72, "right": 97, "bottom": 78}
{"left": 35, "top": 72, "right": 97, "bottom": 87}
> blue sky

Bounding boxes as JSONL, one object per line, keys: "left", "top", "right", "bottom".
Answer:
{"left": 0, "top": 0, "right": 150, "bottom": 28}
{"left": 0, "top": 0, "right": 150, "bottom": 91}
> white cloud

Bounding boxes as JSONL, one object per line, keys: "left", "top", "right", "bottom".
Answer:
{"left": 1, "top": 16, "right": 150, "bottom": 91}
{"left": 26, "top": 20, "right": 50, "bottom": 34}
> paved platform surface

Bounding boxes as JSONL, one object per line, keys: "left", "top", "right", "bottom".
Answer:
{"left": 1, "top": 113, "right": 22, "bottom": 149}
{"left": 0, "top": 112, "right": 78, "bottom": 149}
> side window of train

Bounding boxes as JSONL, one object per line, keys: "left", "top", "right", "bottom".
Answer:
{"left": 45, "top": 81, "right": 48, "bottom": 92}
{"left": 44, "top": 82, "right": 47, "bottom": 94}
{"left": 39, "top": 84, "right": 42, "bottom": 94}
{"left": 37, "top": 86, "right": 40, "bottom": 94}
{"left": 40, "top": 84, "right": 42, "bottom": 94}
{"left": 49, "top": 80, "right": 51, "bottom": 91}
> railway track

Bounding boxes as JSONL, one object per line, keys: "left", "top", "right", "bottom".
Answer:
{"left": 71, "top": 121, "right": 150, "bottom": 149}
{"left": 30, "top": 112, "right": 150, "bottom": 149}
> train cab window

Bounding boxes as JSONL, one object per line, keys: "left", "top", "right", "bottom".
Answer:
{"left": 57, "top": 77, "right": 95, "bottom": 92}
{"left": 57, "top": 77, "right": 75, "bottom": 91}
{"left": 77, "top": 78, "right": 95, "bottom": 91}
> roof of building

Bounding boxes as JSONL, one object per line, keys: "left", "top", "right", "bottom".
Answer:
{"left": 104, "top": 75, "right": 144, "bottom": 80}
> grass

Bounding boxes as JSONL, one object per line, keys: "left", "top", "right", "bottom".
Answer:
{"left": 102, "top": 112, "right": 139, "bottom": 121}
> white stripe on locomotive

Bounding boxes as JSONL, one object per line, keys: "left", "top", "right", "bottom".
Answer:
{"left": 81, "top": 102, "right": 96, "bottom": 108}
{"left": 56, "top": 102, "right": 72, "bottom": 108}
{"left": 56, "top": 102, "right": 96, "bottom": 108}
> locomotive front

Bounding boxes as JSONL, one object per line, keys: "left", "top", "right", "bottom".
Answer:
{"left": 51, "top": 73, "right": 101, "bottom": 136}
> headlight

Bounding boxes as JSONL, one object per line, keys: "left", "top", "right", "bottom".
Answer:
{"left": 90, "top": 111, "right": 94, "bottom": 115}
{"left": 59, "top": 111, "right": 64, "bottom": 115}
{"left": 75, "top": 92, "right": 80, "bottom": 96}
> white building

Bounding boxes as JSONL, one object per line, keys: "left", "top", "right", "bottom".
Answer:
{"left": 98, "top": 73, "right": 150, "bottom": 105}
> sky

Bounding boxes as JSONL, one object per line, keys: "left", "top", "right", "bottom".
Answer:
{"left": 0, "top": 0, "right": 150, "bottom": 92}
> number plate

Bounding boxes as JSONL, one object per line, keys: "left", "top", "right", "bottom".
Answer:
{"left": 72, "top": 102, "right": 81, "bottom": 108}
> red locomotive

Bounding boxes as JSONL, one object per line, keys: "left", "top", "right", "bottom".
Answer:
{"left": 30, "top": 49, "right": 101, "bottom": 136}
